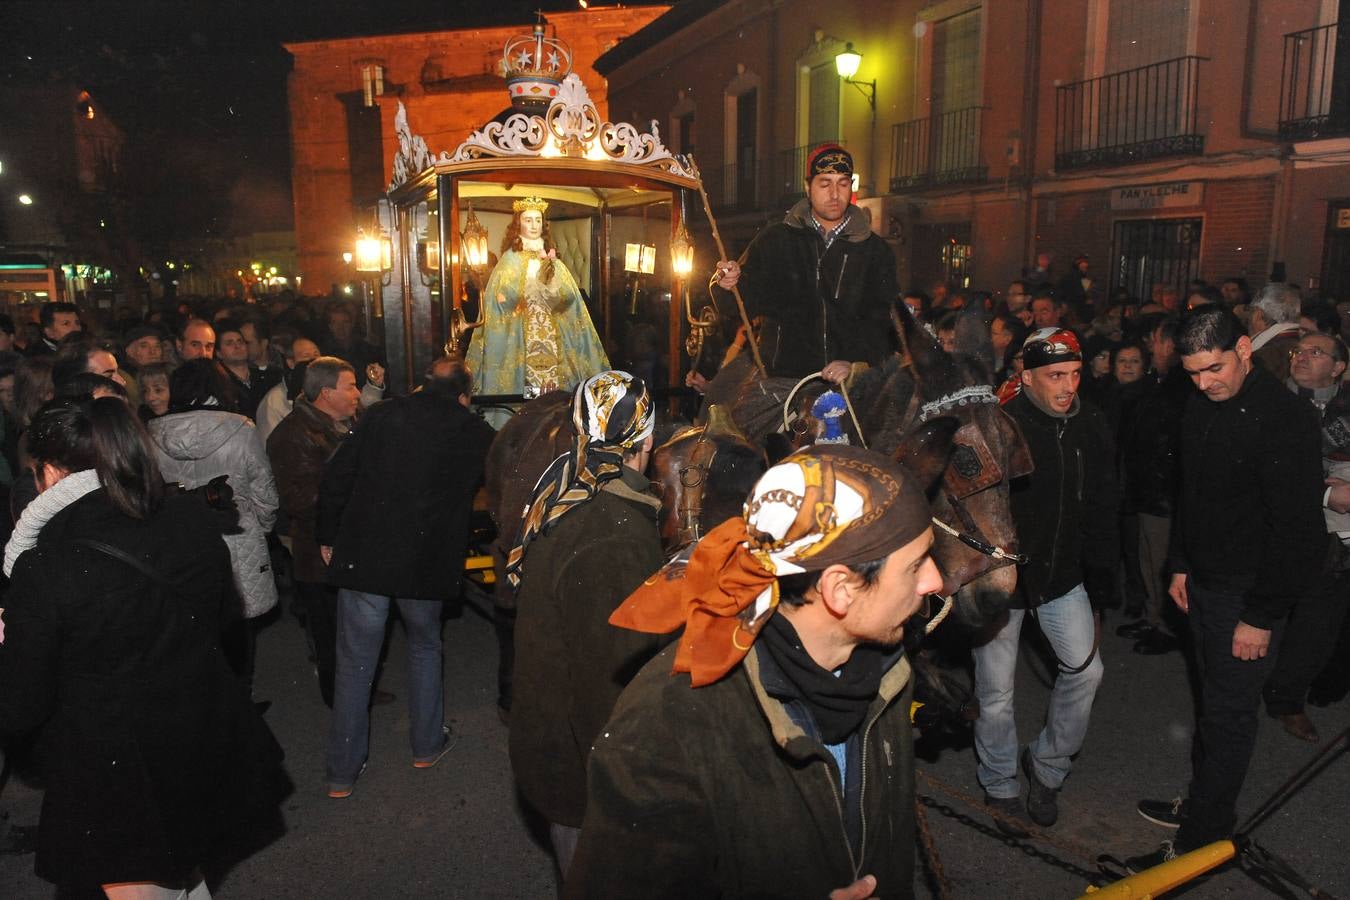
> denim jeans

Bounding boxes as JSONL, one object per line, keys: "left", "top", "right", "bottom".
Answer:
{"left": 326, "top": 589, "right": 446, "bottom": 784}
{"left": 1176, "top": 581, "right": 1282, "bottom": 850}
{"left": 973, "top": 584, "right": 1104, "bottom": 798}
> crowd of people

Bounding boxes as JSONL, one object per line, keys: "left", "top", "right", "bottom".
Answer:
{"left": 0, "top": 142, "right": 1346, "bottom": 897}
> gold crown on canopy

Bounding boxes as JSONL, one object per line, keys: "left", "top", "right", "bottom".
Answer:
{"left": 512, "top": 196, "right": 549, "bottom": 214}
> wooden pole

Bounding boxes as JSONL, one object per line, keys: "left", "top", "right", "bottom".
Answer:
{"left": 687, "top": 156, "right": 768, "bottom": 380}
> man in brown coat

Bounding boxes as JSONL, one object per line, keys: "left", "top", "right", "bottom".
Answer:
{"left": 506, "top": 371, "right": 665, "bottom": 883}
{"left": 266, "top": 357, "right": 360, "bottom": 706}
{"left": 1247, "top": 282, "right": 1303, "bottom": 382}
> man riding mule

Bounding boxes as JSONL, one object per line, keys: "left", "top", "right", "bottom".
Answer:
{"left": 712, "top": 144, "right": 895, "bottom": 385}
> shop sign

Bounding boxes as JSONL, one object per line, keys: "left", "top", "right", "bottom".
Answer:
{"left": 1335, "top": 208, "right": 1350, "bottom": 229}
{"left": 1111, "top": 181, "right": 1203, "bottom": 211}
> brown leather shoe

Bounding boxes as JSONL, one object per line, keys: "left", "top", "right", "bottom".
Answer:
{"left": 1279, "top": 712, "right": 1320, "bottom": 743}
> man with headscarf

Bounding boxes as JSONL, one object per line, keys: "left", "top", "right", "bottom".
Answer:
{"left": 564, "top": 444, "right": 945, "bottom": 899}
{"left": 976, "top": 328, "right": 1116, "bottom": 837}
{"left": 712, "top": 145, "right": 896, "bottom": 384}
{"left": 506, "top": 370, "right": 666, "bottom": 881}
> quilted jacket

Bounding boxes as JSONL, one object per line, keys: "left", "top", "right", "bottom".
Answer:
{"left": 149, "top": 410, "right": 279, "bottom": 618}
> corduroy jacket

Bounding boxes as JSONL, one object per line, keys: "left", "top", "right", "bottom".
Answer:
{"left": 566, "top": 638, "right": 917, "bottom": 899}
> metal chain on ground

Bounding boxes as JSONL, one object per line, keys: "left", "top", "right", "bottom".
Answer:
{"left": 914, "top": 795, "right": 953, "bottom": 900}
{"left": 914, "top": 792, "right": 1103, "bottom": 887}
{"left": 916, "top": 769, "right": 1105, "bottom": 876}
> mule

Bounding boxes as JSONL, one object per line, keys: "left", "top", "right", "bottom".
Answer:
{"left": 700, "top": 305, "right": 1029, "bottom": 631}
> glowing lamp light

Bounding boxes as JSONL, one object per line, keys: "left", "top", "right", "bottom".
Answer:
{"left": 834, "top": 43, "right": 862, "bottom": 79}
{"left": 424, "top": 240, "right": 441, "bottom": 271}
{"left": 18, "top": 194, "right": 34, "bottom": 206}
{"left": 354, "top": 233, "right": 390, "bottom": 272}
{"left": 625, "top": 243, "right": 656, "bottom": 275}
{"left": 671, "top": 222, "right": 694, "bottom": 277}
{"left": 461, "top": 204, "right": 490, "bottom": 269}
{"left": 342, "top": 251, "right": 353, "bottom": 265}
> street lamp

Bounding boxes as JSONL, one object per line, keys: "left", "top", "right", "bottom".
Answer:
{"left": 834, "top": 43, "right": 875, "bottom": 111}
{"left": 18, "top": 194, "right": 33, "bottom": 206}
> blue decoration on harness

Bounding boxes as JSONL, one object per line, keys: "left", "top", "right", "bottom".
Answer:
{"left": 812, "top": 391, "right": 850, "bottom": 444}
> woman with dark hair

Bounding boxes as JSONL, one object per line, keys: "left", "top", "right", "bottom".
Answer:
{"left": 0, "top": 397, "right": 286, "bottom": 897}
{"left": 147, "top": 359, "right": 279, "bottom": 697}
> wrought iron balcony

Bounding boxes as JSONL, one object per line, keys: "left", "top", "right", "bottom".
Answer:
{"left": 714, "top": 161, "right": 760, "bottom": 213}
{"left": 1279, "top": 22, "right": 1348, "bottom": 140}
{"left": 890, "top": 107, "right": 986, "bottom": 192}
{"left": 1055, "top": 56, "right": 1206, "bottom": 170}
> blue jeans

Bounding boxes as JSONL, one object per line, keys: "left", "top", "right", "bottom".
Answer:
{"left": 326, "top": 589, "right": 446, "bottom": 784}
{"left": 972, "top": 584, "right": 1104, "bottom": 798}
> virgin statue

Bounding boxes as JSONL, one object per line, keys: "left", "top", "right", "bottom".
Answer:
{"left": 466, "top": 197, "right": 609, "bottom": 418}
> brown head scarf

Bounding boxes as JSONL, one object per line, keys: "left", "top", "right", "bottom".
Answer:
{"left": 610, "top": 444, "right": 933, "bottom": 686}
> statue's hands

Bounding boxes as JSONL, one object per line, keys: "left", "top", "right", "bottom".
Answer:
{"left": 544, "top": 248, "right": 557, "bottom": 260}
{"left": 715, "top": 260, "right": 741, "bottom": 290}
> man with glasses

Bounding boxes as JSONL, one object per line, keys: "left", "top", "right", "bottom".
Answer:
{"left": 1261, "top": 332, "right": 1350, "bottom": 740}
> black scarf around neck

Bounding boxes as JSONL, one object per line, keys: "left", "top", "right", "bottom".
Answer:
{"left": 760, "top": 614, "right": 885, "bottom": 744}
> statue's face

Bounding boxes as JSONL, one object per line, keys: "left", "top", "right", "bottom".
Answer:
{"left": 519, "top": 210, "right": 543, "bottom": 240}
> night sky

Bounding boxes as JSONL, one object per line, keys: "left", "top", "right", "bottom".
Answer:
{"left": 2, "top": 0, "right": 636, "bottom": 237}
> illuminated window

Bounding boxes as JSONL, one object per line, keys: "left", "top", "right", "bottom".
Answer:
{"left": 361, "top": 63, "right": 386, "bottom": 108}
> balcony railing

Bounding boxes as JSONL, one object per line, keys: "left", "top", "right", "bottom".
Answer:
{"left": 890, "top": 107, "right": 986, "bottom": 192}
{"left": 714, "top": 161, "right": 760, "bottom": 213}
{"left": 1279, "top": 22, "right": 1348, "bottom": 140}
{"left": 1055, "top": 56, "right": 1206, "bottom": 170}
{"left": 774, "top": 142, "right": 842, "bottom": 207}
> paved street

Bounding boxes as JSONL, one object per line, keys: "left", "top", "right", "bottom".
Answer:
{"left": 2, "top": 588, "right": 1347, "bottom": 898}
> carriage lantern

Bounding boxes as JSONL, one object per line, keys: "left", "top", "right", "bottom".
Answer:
{"left": 354, "top": 230, "right": 391, "bottom": 273}
{"left": 461, "top": 203, "right": 491, "bottom": 271}
{"left": 671, "top": 221, "right": 694, "bottom": 278}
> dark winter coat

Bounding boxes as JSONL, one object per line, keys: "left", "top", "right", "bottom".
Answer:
{"left": 316, "top": 388, "right": 495, "bottom": 600}
{"left": 566, "top": 638, "right": 917, "bottom": 899}
{"left": 1003, "top": 391, "right": 1120, "bottom": 608}
{"left": 720, "top": 200, "right": 896, "bottom": 378}
{"left": 266, "top": 397, "right": 346, "bottom": 584}
{"left": 508, "top": 467, "right": 666, "bottom": 827}
{"left": 1169, "top": 365, "right": 1326, "bottom": 628}
{"left": 1120, "top": 368, "right": 1190, "bottom": 517}
{"left": 0, "top": 490, "right": 286, "bottom": 889}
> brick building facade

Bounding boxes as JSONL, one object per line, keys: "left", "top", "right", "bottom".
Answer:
{"left": 284, "top": 6, "right": 667, "bottom": 293}
{"left": 598, "top": 0, "right": 1349, "bottom": 303}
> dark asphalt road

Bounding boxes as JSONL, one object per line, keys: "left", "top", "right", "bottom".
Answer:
{"left": 2, "top": 588, "right": 1347, "bottom": 898}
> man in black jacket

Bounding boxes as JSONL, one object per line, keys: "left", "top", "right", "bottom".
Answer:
{"left": 1131, "top": 307, "right": 1325, "bottom": 870}
{"left": 712, "top": 145, "right": 895, "bottom": 383}
{"left": 976, "top": 328, "right": 1117, "bottom": 835}
{"left": 317, "top": 357, "right": 495, "bottom": 798}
